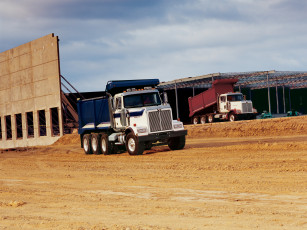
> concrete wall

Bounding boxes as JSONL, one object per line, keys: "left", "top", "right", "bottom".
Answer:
{"left": 0, "top": 34, "right": 63, "bottom": 149}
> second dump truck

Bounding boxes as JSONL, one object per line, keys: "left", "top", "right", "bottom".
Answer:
{"left": 77, "top": 79, "right": 187, "bottom": 155}
{"left": 189, "top": 79, "right": 257, "bottom": 124}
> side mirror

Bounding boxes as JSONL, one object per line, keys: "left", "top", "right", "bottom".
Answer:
{"left": 163, "top": 92, "right": 168, "bottom": 104}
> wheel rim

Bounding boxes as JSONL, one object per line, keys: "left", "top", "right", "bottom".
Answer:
{"left": 230, "top": 115, "right": 234, "bottom": 122}
{"left": 92, "top": 137, "right": 97, "bottom": 151}
{"left": 83, "top": 138, "right": 89, "bottom": 152}
{"left": 128, "top": 138, "right": 136, "bottom": 152}
{"left": 208, "top": 116, "right": 213, "bottom": 122}
{"left": 200, "top": 117, "right": 206, "bottom": 124}
{"left": 193, "top": 118, "right": 198, "bottom": 124}
{"left": 101, "top": 138, "right": 107, "bottom": 152}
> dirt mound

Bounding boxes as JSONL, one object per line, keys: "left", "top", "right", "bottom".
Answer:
{"left": 53, "top": 116, "right": 307, "bottom": 145}
{"left": 52, "top": 133, "right": 80, "bottom": 145}
{"left": 186, "top": 116, "right": 307, "bottom": 138}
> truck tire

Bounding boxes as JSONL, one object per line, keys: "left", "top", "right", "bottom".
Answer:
{"left": 192, "top": 117, "right": 198, "bottom": 124}
{"left": 126, "top": 133, "right": 144, "bottom": 155}
{"left": 91, "top": 133, "right": 102, "bottom": 155}
{"left": 82, "top": 134, "right": 93, "bottom": 154}
{"left": 200, "top": 116, "right": 206, "bottom": 124}
{"left": 207, "top": 114, "right": 214, "bottom": 123}
{"left": 168, "top": 135, "right": 186, "bottom": 150}
{"left": 100, "top": 133, "right": 112, "bottom": 155}
{"left": 229, "top": 113, "right": 236, "bottom": 122}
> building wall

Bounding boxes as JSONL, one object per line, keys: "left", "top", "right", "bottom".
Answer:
{"left": 0, "top": 34, "right": 63, "bottom": 149}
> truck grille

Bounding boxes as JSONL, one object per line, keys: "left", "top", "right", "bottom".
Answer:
{"left": 242, "top": 102, "right": 253, "bottom": 113}
{"left": 148, "top": 109, "right": 173, "bottom": 133}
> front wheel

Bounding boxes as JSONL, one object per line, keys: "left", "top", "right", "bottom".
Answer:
{"left": 229, "top": 113, "right": 236, "bottom": 122}
{"left": 126, "top": 133, "right": 144, "bottom": 155}
{"left": 168, "top": 135, "right": 186, "bottom": 150}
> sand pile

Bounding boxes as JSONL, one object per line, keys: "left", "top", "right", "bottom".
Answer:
{"left": 186, "top": 116, "right": 307, "bottom": 138}
{"left": 53, "top": 116, "right": 307, "bottom": 146}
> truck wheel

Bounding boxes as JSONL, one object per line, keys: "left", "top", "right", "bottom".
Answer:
{"left": 207, "top": 114, "right": 214, "bottom": 123}
{"left": 168, "top": 135, "right": 186, "bottom": 150}
{"left": 192, "top": 117, "right": 198, "bottom": 124}
{"left": 200, "top": 116, "right": 206, "bottom": 124}
{"left": 91, "top": 133, "right": 101, "bottom": 155}
{"left": 100, "top": 133, "right": 112, "bottom": 155}
{"left": 229, "top": 114, "right": 236, "bottom": 122}
{"left": 82, "top": 134, "right": 93, "bottom": 154}
{"left": 126, "top": 133, "right": 144, "bottom": 155}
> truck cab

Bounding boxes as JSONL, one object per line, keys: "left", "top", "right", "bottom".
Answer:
{"left": 219, "top": 92, "right": 256, "bottom": 121}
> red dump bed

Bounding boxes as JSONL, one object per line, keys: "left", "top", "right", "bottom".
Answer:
{"left": 188, "top": 79, "right": 238, "bottom": 117}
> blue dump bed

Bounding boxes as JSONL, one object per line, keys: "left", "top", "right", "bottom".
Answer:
{"left": 77, "top": 97, "right": 110, "bottom": 135}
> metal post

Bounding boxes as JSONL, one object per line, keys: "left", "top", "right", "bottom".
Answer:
{"left": 276, "top": 86, "right": 279, "bottom": 114}
{"left": 267, "top": 73, "right": 271, "bottom": 113}
{"left": 175, "top": 82, "right": 179, "bottom": 120}
{"left": 283, "top": 86, "right": 286, "bottom": 114}
{"left": 289, "top": 88, "right": 292, "bottom": 111}
{"left": 249, "top": 88, "right": 252, "bottom": 100}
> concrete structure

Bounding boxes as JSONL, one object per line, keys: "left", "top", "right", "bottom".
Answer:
{"left": 0, "top": 34, "right": 63, "bottom": 149}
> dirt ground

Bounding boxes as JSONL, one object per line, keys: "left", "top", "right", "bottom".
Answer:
{"left": 0, "top": 116, "right": 306, "bottom": 230}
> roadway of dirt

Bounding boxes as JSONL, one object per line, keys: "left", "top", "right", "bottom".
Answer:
{"left": 0, "top": 116, "right": 306, "bottom": 229}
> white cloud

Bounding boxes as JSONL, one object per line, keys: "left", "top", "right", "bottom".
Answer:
{"left": 1, "top": 0, "right": 307, "bottom": 91}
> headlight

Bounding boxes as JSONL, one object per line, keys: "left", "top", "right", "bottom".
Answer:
{"left": 173, "top": 123, "right": 183, "bottom": 129}
{"left": 137, "top": 127, "right": 147, "bottom": 133}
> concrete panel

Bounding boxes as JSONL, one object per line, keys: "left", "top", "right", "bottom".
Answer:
{"left": 0, "top": 34, "right": 63, "bottom": 149}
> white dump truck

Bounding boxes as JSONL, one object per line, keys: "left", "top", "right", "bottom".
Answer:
{"left": 77, "top": 79, "right": 187, "bottom": 155}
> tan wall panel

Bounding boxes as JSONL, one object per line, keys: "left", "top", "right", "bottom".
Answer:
{"left": 19, "top": 52, "right": 32, "bottom": 70}
{"left": 0, "top": 75, "right": 10, "bottom": 90}
{"left": 21, "top": 83, "right": 34, "bottom": 100}
{"left": 20, "top": 68, "right": 33, "bottom": 85}
{"left": 0, "top": 50, "right": 9, "bottom": 62}
{"left": 10, "top": 71, "right": 21, "bottom": 86}
{"left": 0, "top": 60, "right": 9, "bottom": 76}
{"left": 11, "top": 85, "right": 22, "bottom": 102}
{"left": 0, "top": 34, "right": 63, "bottom": 149}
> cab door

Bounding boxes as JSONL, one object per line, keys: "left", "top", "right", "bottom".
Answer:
{"left": 219, "top": 95, "right": 228, "bottom": 113}
{"left": 114, "top": 96, "right": 126, "bottom": 128}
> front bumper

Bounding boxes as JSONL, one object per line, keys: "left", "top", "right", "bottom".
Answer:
{"left": 137, "top": 130, "right": 187, "bottom": 143}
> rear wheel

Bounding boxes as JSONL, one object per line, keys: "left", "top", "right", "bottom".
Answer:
{"left": 82, "top": 134, "right": 92, "bottom": 154}
{"left": 126, "top": 133, "right": 144, "bottom": 155}
{"left": 91, "top": 133, "right": 101, "bottom": 155}
{"left": 207, "top": 114, "right": 214, "bottom": 123}
{"left": 200, "top": 116, "right": 206, "bottom": 124}
{"left": 192, "top": 117, "right": 198, "bottom": 124}
{"left": 101, "top": 133, "right": 112, "bottom": 155}
{"left": 168, "top": 135, "right": 186, "bottom": 150}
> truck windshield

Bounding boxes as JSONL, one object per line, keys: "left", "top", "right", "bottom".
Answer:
{"left": 124, "top": 92, "right": 161, "bottom": 108}
{"left": 227, "top": 94, "right": 243, "bottom": 101}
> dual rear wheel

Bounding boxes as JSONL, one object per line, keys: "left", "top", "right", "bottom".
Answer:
{"left": 82, "top": 133, "right": 112, "bottom": 155}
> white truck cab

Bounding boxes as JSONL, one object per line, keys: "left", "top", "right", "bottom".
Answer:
{"left": 219, "top": 92, "right": 256, "bottom": 121}
{"left": 113, "top": 88, "right": 184, "bottom": 137}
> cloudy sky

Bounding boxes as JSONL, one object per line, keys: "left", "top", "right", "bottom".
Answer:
{"left": 1, "top": 0, "right": 307, "bottom": 91}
